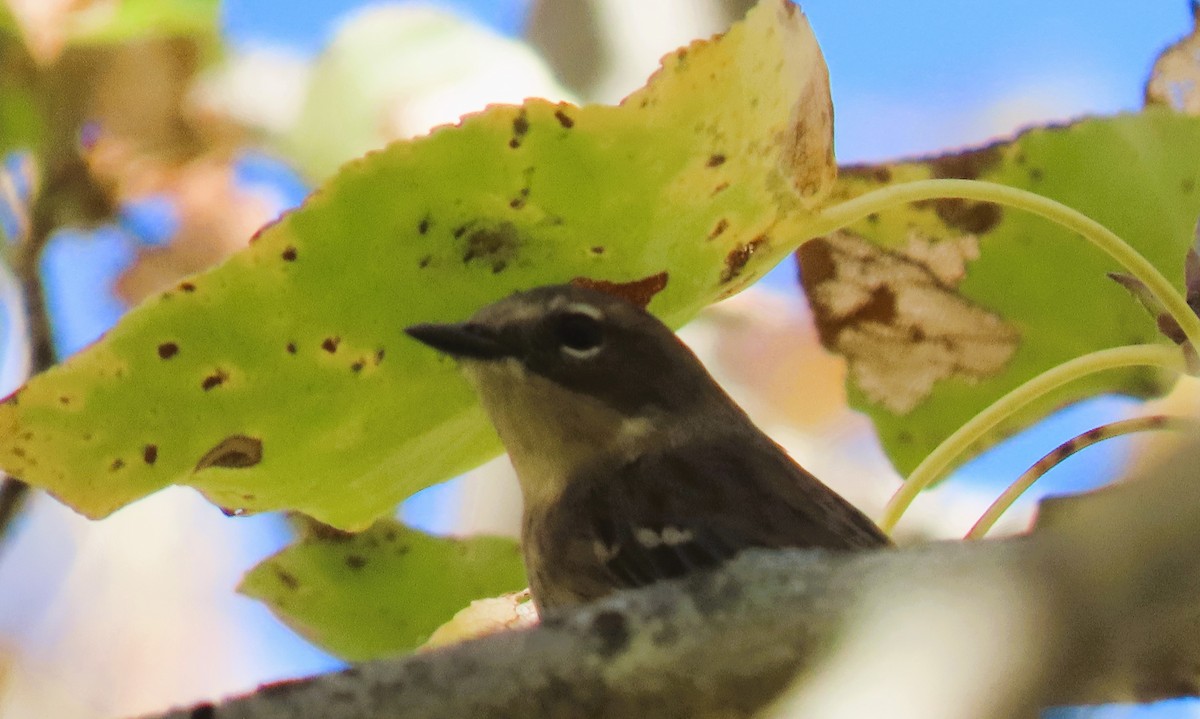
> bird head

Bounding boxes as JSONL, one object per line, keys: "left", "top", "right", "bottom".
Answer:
{"left": 405, "top": 285, "right": 738, "bottom": 503}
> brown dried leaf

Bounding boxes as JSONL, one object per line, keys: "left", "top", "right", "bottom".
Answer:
{"left": 798, "top": 230, "right": 1020, "bottom": 415}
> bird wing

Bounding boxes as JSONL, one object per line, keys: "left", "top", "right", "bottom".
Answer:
{"left": 574, "top": 432, "right": 890, "bottom": 589}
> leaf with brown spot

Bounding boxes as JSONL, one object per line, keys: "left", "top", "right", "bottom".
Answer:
{"left": 570, "top": 273, "right": 669, "bottom": 310}
{"left": 0, "top": 0, "right": 835, "bottom": 528}
{"left": 806, "top": 112, "right": 1200, "bottom": 473}
{"left": 800, "top": 231, "right": 1019, "bottom": 415}
{"left": 194, "top": 435, "right": 262, "bottom": 471}
{"left": 240, "top": 520, "right": 526, "bottom": 660}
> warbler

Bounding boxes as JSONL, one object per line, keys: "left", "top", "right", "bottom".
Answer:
{"left": 406, "top": 284, "right": 890, "bottom": 610}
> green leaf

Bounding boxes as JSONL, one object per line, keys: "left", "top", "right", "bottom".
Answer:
{"left": 0, "top": 0, "right": 836, "bottom": 529}
{"left": 239, "top": 520, "right": 526, "bottom": 660}
{"left": 799, "top": 110, "right": 1197, "bottom": 475}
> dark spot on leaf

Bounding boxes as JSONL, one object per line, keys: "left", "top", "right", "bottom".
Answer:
{"left": 374, "top": 348, "right": 386, "bottom": 364}
{"left": 721, "top": 235, "right": 768, "bottom": 283}
{"left": 590, "top": 246, "right": 605, "bottom": 255}
{"left": 351, "top": 360, "right": 364, "bottom": 373}
{"left": 190, "top": 703, "right": 216, "bottom": 719}
{"left": 201, "top": 371, "right": 227, "bottom": 391}
{"left": 12, "top": 447, "right": 24, "bottom": 458}
{"left": 282, "top": 247, "right": 297, "bottom": 262}
{"left": 144, "top": 444, "right": 158, "bottom": 465}
{"left": 463, "top": 222, "right": 520, "bottom": 273}
{"left": 928, "top": 199, "right": 1002, "bottom": 235}
{"left": 275, "top": 568, "right": 300, "bottom": 590}
{"left": 509, "top": 110, "right": 529, "bottom": 148}
{"left": 591, "top": 610, "right": 630, "bottom": 658}
{"left": 195, "top": 435, "right": 263, "bottom": 471}
{"left": 554, "top": 109, "right": 574, "bottom": 128}
{"left": 286, "top": 342, "right": 297, "bottom": 354}
{"left": 322, "top": 337, "right": 340, "bottom": 353}
{"left": 180, "top": 282, "right": 196, "bottom": 293}
{"left": 509, "top": 197, "right": 525, "bottom": 210}
{"left": 418, "top": 254, "right": 432, "bottom": 268}
{"left": 306, "top": 521, "right": 355, "bottom": 542}
{"left": 452, "top": 223, "right": 471, "bottom": 239}
{"left": 346, "top": 554, "right": 367, "bottom": 570}
{"left": 58, "top": 396, "right": 70, "bottom": 405}
{"left": 110, "top": 458, "right": 125, "bottom": 472}
{"left": 571, "top": 273, "right": 669, "bottom": 310}
{"left": 867, "top": 213, "right": 880, "bottom": 224}
{"left": 708, "top": 218, "right": 729, "bottom": 240}
{"left": 711, "top": 181, "right": 730, "bottom": 196}
{"left": 840, "top": 165, "right": 892, "bottom": 184}
{"left": 383, "top": 527, "right": 398, "bottom": 541}
{"left": 929, "top": 144, "right": 1002, "bottom": 181}
{"left": 1029, "top": 168, "right": 1044, "bottom": 182}
{"left": 1183, "top": 178, "right": 1195, "bottom": 194}
{"left": 706, "top": 153, "right": 726, "bottom": 167}
{"left": 158, "top": 342, "right": 179, "bottom": 359}
{"left": 418, "top": 215, "right": 431, "bottom": 234}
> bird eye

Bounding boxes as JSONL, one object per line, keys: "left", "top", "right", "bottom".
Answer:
{"left": 553, "top": 312, "right": 604, "bottom": 358}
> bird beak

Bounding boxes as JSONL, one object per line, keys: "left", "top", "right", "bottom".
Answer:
{"left": 405, "top": 322, "right": 513, "bottom": 361}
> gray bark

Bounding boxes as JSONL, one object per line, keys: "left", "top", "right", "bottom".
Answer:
{"left": 139, "top": 438, "right": 1200, "bottom": 719}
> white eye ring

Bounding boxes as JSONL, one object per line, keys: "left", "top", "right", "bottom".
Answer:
{"left": 562, "top": 343, "right": 602, "bottom": 360}
{"left": 553, "top": 306, "right": 605, "bottom": 359}
{"left": 563, "top": 302, "right": 603, "bottom": 320}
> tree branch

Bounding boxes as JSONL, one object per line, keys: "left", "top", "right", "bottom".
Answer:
{"left": 137, "top": 438, "right": 1200, "bottom": 719}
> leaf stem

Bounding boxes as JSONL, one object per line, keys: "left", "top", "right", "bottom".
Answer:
{"left": 965, "top": 414, "right": 1197, "bottom": 539}
{"left": 878, "top": 344, "right": 1185, "bottom": 533}
{"left": 809, "top": 178, "right": 1200, "bottom": 354}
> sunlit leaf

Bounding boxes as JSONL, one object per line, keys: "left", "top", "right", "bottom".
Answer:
{"left": 0, "top": 0, "right": 837, "bottom": 529}
{"left": 799, "top": 111, "right": 1196, "bottom": 474}
{"left": 239, "top": 520, "right": 526, "bottom": 660}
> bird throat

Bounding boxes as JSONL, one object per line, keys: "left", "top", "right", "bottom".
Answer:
{"left": 462, "top": 358, "right": 656, "bottom": 511}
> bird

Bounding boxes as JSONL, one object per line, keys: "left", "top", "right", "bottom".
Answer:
{"left": 406, "top": 284, "right": 890, "bottom": 611}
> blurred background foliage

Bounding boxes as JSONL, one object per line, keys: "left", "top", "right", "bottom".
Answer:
{"left": 0, "top": 1, "right": 1197, "bottom": 718}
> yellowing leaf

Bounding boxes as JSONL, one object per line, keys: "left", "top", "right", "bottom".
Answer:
{"left": 800, "top": 112, "right": 1198, "bottom": 474}
{"left": 0, "top": 0, "right": 836, "bottom": 529}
